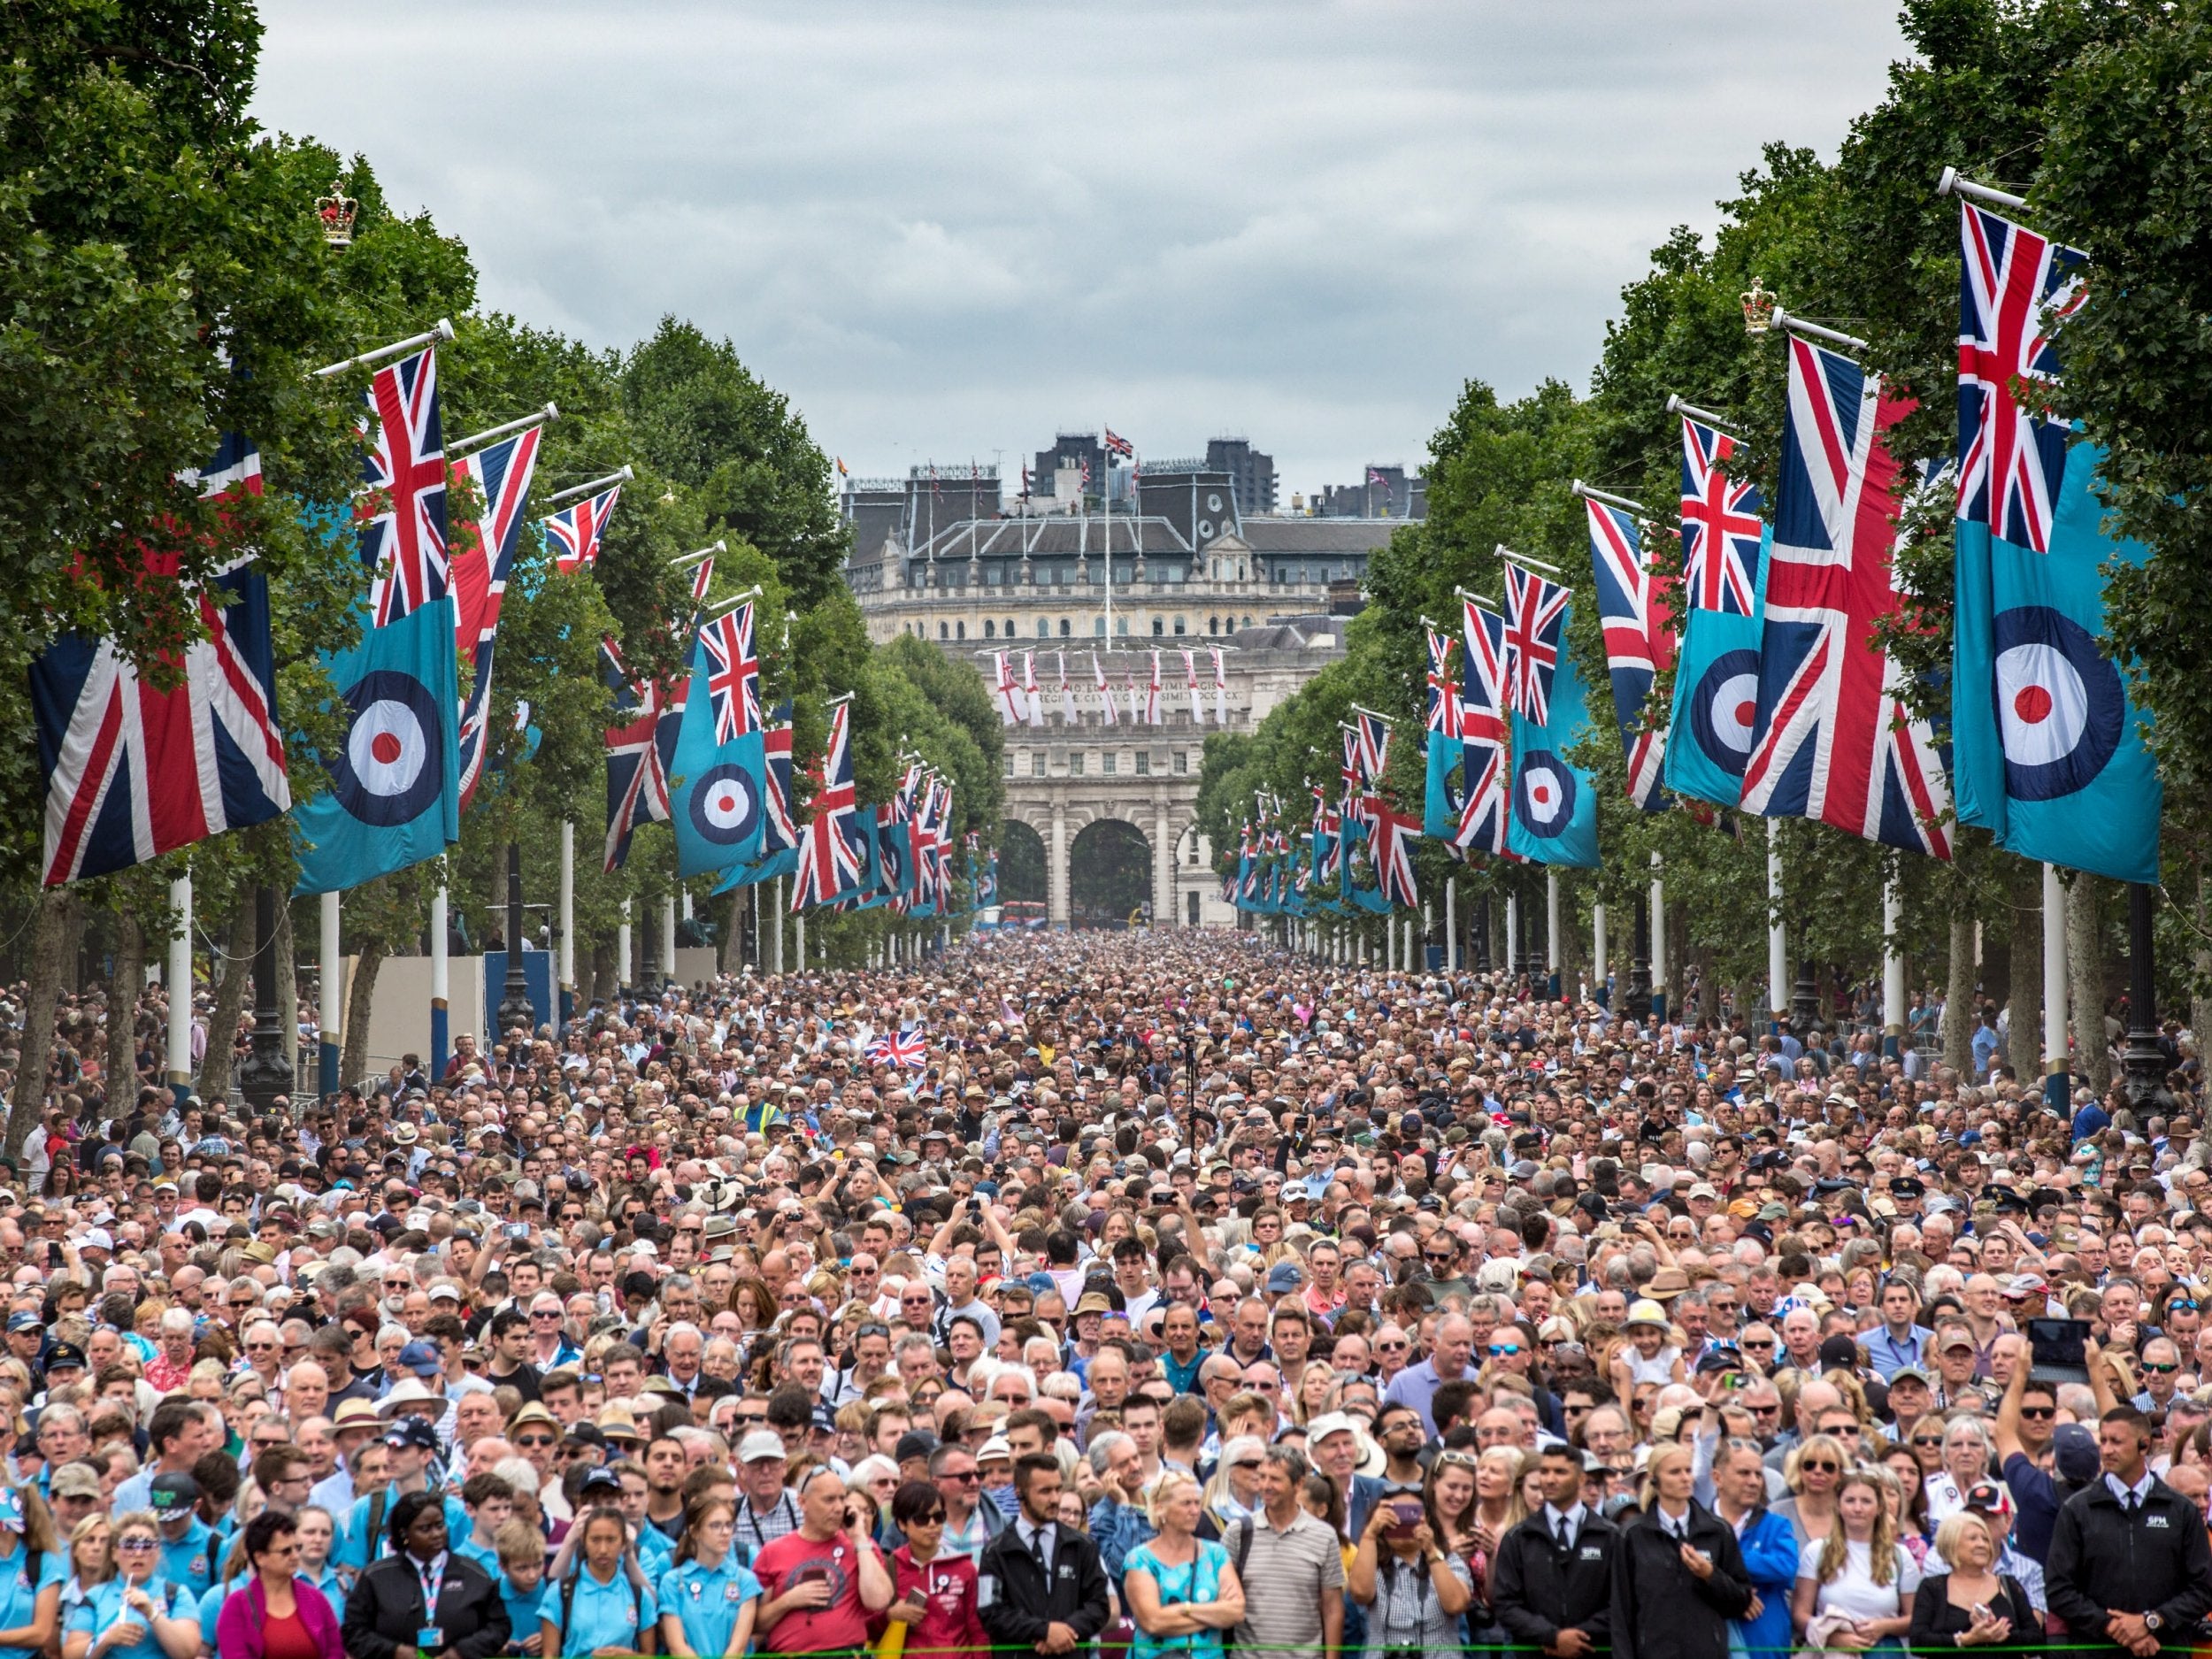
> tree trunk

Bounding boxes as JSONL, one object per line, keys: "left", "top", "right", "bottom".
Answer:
{"left": 2066, "top": 873, "right": 2110, "bottom": 1094}
{"left": 2008, "top": 859, "right": 2043, "bottom": 1084}
{"left": 196, "top": 910, "right": 252, "bottom": 1105}
{"left": 590, "top": 941, "right": 614, "bottom": 1010}
{"left": 721, "top": 889, "right": 743, "bottom": 974}
{"left": 1693, "top": 942, "right": 1718, "bottom": 1022}
{"left": 341, "top": 941, "right": 386, "bottom": 1094}
{"left": 2194, "top": 872, "right": 2212, "bottom": 1064}
{"left": 1946, "top": 910, "right": 1977, "bottom": 1075}
{"left": 105, "top": 912, "right": 144, "bottom": 1109}
{"left": 5, "top": 891, "right": 73, "bottom": 1163}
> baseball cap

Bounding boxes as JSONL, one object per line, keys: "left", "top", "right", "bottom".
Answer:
{"left": 1817, "top": 1334, "right": 1861, "bottom": 1371}
{"left": 2052, "top": 1423, "right": 2100, "bottom": 1484}
{"left": 395, "top": 1341, "right": 442, "bottom": 1379}
{"left": 895, "top": 1430, "right": 940, "bottom": 1464}
{"left": 4, "top": 1314, "right": 37, "bottom": 1335}
{"left": 47, "top": 1464, "right": 100, "bottom": 1501}
{"left": 149, "top": 1471, "right": 200, "bottom": 1513}
{"left": 383, "top": 1417, "right": 441, "bottom": 1454}
{"left": 738, "top": 1430, "right": 787, "bottom": 1465}
{"left": 1265, "top": 1262, "right": 1306, "bottom": 1295}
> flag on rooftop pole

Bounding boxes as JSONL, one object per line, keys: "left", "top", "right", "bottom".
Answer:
{"left": 1664, "top": 415, "right": 1770, "bottom": 810}
{"left": 1740, "top": 336, "right": 1951, "bottom": 857}
{"left": 1950, "top": 200, "right": 2159, "bottom": 883}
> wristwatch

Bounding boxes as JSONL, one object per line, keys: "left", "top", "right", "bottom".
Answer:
{"left": 2145, "top": 1613, "right": 2164, "bottom": 1633}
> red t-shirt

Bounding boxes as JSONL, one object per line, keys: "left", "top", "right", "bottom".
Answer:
{"left": 260, "top": 1609, "right": 321, "bottom": 1659}
{"left": 754, "top": 1530, "right": 872, "bottom": 1654}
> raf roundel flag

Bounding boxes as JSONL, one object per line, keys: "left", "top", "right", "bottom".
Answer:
{"left": 1504, "top": 589, "right": 1600, "bottom": 871}
{"left": 669, "top": 611, "right": 767, "bottom": 879}
{"left": 292, "top": 598, "right": 461, "bottom": 895}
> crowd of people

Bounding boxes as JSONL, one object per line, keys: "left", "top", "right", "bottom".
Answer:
{"left": 0, "top": 928, "right": 2202, "bottom": 1659}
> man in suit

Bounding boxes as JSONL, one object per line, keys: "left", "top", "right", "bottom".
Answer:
{"left": 979, "top": 1454, "right": 1111, "bottom": 1655}
{"left": 2047, "top": 1407, "right": 2212, "bottom": 1655}
{"left": 1493, "top": 1443, "right": 1618, "bottom": 1659}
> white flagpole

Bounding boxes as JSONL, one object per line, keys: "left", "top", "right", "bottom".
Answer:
{"left": 1594, "top": 903, "right": 1609, "bottom": 1003}
{"left": 1547, "top": 868, "right": 1562, "bottom": 998}
{"left": 2042, "top": 863, "right": 2069, "bottom": 1103}
{"left": 559, "top": 821, "right": 575, "bottom": 1031}
{"left": 311, "top": 318, "right": 455, "bottom": 380}
{"left": 1884, "top": 863, "right": 1908, "bottom": 1060}
{"left": 663, "top": 895, "right": 678, "bottom": 987}
{"left": 319, "top": 889, "right": 342, "bottom": 1097}
{"left": 430, "top": 886, "right": 449, "bottom": 1078}
{"left": 618, "top": 898, "right": 633, "bottom": 987}
{"left": 1767, "top": 820, "right": 1786, "bottom": 1026}
{"left": 1650, "top": 851, "right": 1667, "bottom": 1021}
{"left": 1446, "top": 877, "right": 1459, "bottom": 972}
{"left": 546, "top": 465, "right": 634, "bottom": 508}
{"left": 168, "top": 875, "right": 194, "bottom": 1102}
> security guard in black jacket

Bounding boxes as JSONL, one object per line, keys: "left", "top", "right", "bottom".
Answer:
{"left": 979, "top": 1455, "right": 1111, "bottom": 1655}
{"left": 2047, "top": 1408, "right": 2212, "bottom": 1655}
{"left": 1493, "top": 1446, "right": 1618, "bottom": 1659}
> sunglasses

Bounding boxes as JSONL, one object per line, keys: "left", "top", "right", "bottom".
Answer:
{"left": 1912, "top": 1434, "right": 1944, "bottom": 1446}
{"left": 2145, "top": 1362, "right": 2182, "bottom": 1374}
{"left": 1487, "top": 1344, "right": 1523, "bottom": 1357}
{"left": 1740, "top": 1340, "right": 1775, "bottom": 1351}
{"left": 2019, "top": 1405, "right": 2056, "bottom": 1420}
{"left": 1800, "top": 1460, "right": 1840, "bottom": 1474}
{"left": 515, "top": 1434, "right": 556, "bottom": 1448}
{"left": 117, "top": 1540, "right": 159, "bottom": 1553}
{"left": 940, "top": 1470, "right": 979, "bottom": 1483}
{"left": 1378, "top": 1340, "right": 1408, "bottom": 1353}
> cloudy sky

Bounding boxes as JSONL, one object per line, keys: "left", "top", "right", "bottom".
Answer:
{"left": 251, "top": 3, "right": 1910, "bottom": 502}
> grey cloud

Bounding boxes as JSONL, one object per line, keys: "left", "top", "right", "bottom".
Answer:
{"left": 252, "top": 1, "right": 1909, "bottom": 495}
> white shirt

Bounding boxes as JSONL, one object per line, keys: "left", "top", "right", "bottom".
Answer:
{"left": 2106, "top": 1469, "right": 2157, "bottom": 1509}
{"left": 1016, "top": 1517, "right": 1056, "bottom": 1573}
{"left": 1544, "top": 1502, "right": 1587, "bottom": 1549}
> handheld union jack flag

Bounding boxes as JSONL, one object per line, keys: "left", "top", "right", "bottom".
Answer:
{"left": 1586, "top": 499, "right": 1674, "bottom": 813}
{"left": 1680, "top": 418, "right": 1763, "bottom": 615}
{"left": 698, "top": 602, "right": 761, "bottom": 743}
{"left": 1502, "top": 561, "right": 1571, "bottom": 723}
{"left": 1741, "top": 338, "right": 1951, "bottom": 857}
{"left": 543, "top": 483, "right": 622, "bottom": 577}
{"left": 866, "top": 1025, "right": 929, "bottom": 1068}
{"left": 1956, "top": 201, "right": 2083, "bottom": 554}
{"left": 1455, "top": 599, "right": 1509, "bottom": 855}
{"left": 791, "top": 699, "right": 867, "bottom": 910}
{"left": 34, "top": 434, "right": 290, "bottom": 886}
{"left": 360, "top": 347, "right": 449, "bottom": 626}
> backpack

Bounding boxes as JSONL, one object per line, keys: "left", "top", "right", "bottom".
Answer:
{"left": 559, "top": 1569, "right": 646, "bottom": 1648}
{"left": 1222, "top": 1519, "right": 1256, "bottom": 1654}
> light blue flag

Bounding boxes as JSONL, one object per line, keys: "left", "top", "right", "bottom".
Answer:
{"left": 1663, "top": 525, "right": 1772, "bottom": 810}
{"left": 292, "top": 599, "right": 460, "bottom": 895}
{"left": 1955, "top": 439, "right": 2161, "bottom": 882}
{"left": 1506, "top": 597, "right": 1601, "bottom": 869}
{"left": 668, "top": 631, "right": 767, "bottom": 879}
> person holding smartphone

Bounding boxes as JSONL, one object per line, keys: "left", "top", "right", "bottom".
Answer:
{"left": 884, "top": 1481, "right": 987, "bottom": 1659}
{"left": 751, "top": 1468, "right": 892, "bottom": 1655}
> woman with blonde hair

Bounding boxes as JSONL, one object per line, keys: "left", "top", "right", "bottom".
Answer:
{"left": 1123, "top": 1472, "right": 1245, "bottom": 1659}
{"left": 1773, "top": 1432, "right": 1850, "bottom": 1550}
{"left": 1907, "top": 1511, "right": 2037, "bottom": 1656}
{"left": 61, "top": 1510, "right": 200, "bottom": 1659}
{"left": 1200, "top": 1437, "right": 1263, "bottom": 1529}
{"left": 1790, "top": 1469, "right": 1918, "bottom": 1653}
{"left": 1612, "top": 1443, "right": 1751, "bottom": 1659}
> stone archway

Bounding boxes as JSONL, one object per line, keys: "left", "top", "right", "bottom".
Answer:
{"left": 1069, "top": 818, "right": 1152, "bottom": 929}
{"left": 999, "top": 819, "right": 1047, "bottom": 915}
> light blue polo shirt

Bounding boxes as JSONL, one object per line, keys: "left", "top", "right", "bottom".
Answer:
{"left": 65, "top": 1578, "right": 196, "bottom": 1659}
{"left": 539, "top": 1566, "right": 657, "bottom": 1657}
{"left": 657, "top": 1555, "right": 761, "bottom": 1657}
{"left": 0, "top": 1544, "right": 64, "bottom": 1659}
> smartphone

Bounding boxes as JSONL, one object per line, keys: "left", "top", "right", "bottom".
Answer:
{"left": 1385, "top": 1497, "right": 1423, "bottom": 1539}
{"left": 794, "top": 1566, "right": 831, "bottom": 1586}
{"left": 505, "top": 1223, "right": 529, "bottom": 1240}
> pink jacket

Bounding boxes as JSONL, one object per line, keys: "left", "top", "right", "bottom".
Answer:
{"left": 214, "top": 1576, "right": 345, "bottom": 1659}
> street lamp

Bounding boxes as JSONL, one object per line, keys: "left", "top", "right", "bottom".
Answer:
{"left": 2121, "top": 881, "right": 2176, "bottom": 1112}
{"left": 237, "top": 886, "right": 293, "bottom": 1112}
{"left": 496, "top": 843, "right": 534, "bottom": 1038}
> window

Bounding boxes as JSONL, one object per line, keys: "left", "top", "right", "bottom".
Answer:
{"left": 1094, "top": 617, "right": 1106, "bottom": 636}
{"left": 1173, "top": 750, "right": 1187, "bottom": 775}
{"left": 1032, "top": 753, "right": 1047, "bottom": 777}
{"left": 1208, "top": 617, "right": 1219, "bottom": 635}
{"left": 986, "top": 563, "right": 1000, "bottom": 586}
{"left": 1116, "top": 616, "right": 1128, "bottom": 635}
{"left": 983, "top": 618, "right": 995, "bottom": 639}
{"left": 1150, "top": 618, "right": 1164, "bottom": 636}
{"left": 1102, "top": 752, "right": 1118, "bottom": 775}
{"left": 1135, "top": 752, "right": 1150, "bottom": 776}
{"left": 1005, "top": 618, "right": 1015, "bottom": 637}
{"left": 1059, "top": 618, "right": 1071, "bottom": 637}
{"left": 955, "top": 619, "right": 965, "bottom": 640}
{"left": 939, "top": 621, "right": 949, "bottom": 641}
{"left": 1036, "top": 618, "right": 1050, "bottom": 638}
{"left": 1004, "top": 752, "right": 1016, "bottom": 776}
{"left": 1173, "top": 616, "right": 1186, "bottom": 635}
{"left": 1242, "top": 616, "right": 1253, "bottom": 630}
{"left": 1069, "top": 751, "right": 1085, "bottom": 777}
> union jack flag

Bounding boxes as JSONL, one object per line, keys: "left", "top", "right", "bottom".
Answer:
{"left": 451, "top": 429, "right": 542, "bottom": 814}
{"left": 1456, "top": 599, "right": 1509, "bottom": 855}
{"left": 1586, "top": 499, "right": 1674, "bottom": 812}
{"left": 688, "top": 555, "right": 715, "bottom": 606}
{"left": 359, "top": 347, "right": 449, "bottom": 626}
{"left": 1371, "top": 803, "right": 1420, "bottom": 910}
{"left": 792, "top": 700, "right": 868, "bottom": 909}
{"left": 602, "top": 635, "right": 669, "bottom": 872}
{"left": 543, "top": 483, "right": 622, "bottom": 576}
{"left": 1103, "top": 428, "right": 1133, "bottom": 458}
{"left": 1340, "top": 726, "right": 1368, "bottom": 837}
{"left": 698, "top": 602, "right": 760, "bottom": 742}
{"left": 1956, "top": 201, "right": 2083, "bottom": 553}
{"left": 1425, "top": 629, "right": 1458, "bottom": 734}
{"left": 1740, "top": 338, "right": 1952, "bottom": 858}
{"left": 1502, "top": 561, "right": 1571, "bottom": 723}
{"left": 1680, "top": 417, "right": 1763, "bottom": 614}
{"left": 759, "top": 703, "right": 798, "bottom": 856}
{"left": 33, "top": 433, "right": 290, "bottom": 887}
{"left": 1310, "top": 786, "right": 1341, "bottom": 882}
{"left": 866, "top": 1025, "right": 929, "bottom": 1068}
{"left": 1356, "top": 711, "right": 1391, "bottom": 780}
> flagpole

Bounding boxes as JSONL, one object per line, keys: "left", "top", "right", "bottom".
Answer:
{"left": 1769, "top": 308, "right": 1870, "bottom": 354}
{"left": 1103, "top": 431, "right": 1113, "bottom": 644}
{"left": 662, "top": 895, "right": 677, "bottom": 989}
{"left": 168, "top": 875, "right": 195, "bottom": 1103}
{"left": 618, "top": 897, "right": 633, "bottom": 989}
{"left": 1570, "top": 480, "right": 1649, "bottom": 515}
{"left": 559, "top": 821, "right": 575, "bottom": 1033}
{"left": 1649, "top": 851, "right": 1667, "bottom": 1023}
{"left": 1665, "top": 394, "right": 1740, "bottom": 433}
{"left": 1935, "top": 166, "right": 2029, "bottom": 211}
{"left": 448, "top": 403, "right": 557, "bottom": 457}
{"left": 311, "top": 318, "right": 455, "bottom": 380}
{"left": 1446, "top": 877, "right": 1459, "bottom": 972}
{"left": 546, "top": 465, "right": 634, "bottom": 508}
{"left": 430, "top": 886, "right": 449, "bottom": 1079}
{"left": 1593, "top": 902, "right": 1609, "bottom": 1007}
{"left": 669, "top": 541, "right": 729, "bottom": 567}
{"left": 1767, "top": 820, "right": 1786, "bottom": 1031}
{"left": 1495, "top": 544, "right": 1566, "bottom": 577}
{"left": 771, "top": 879, "right": 785, "bottom": 974}
{"left": 318, "top": 890, "right": 342, "bottom": 1098}
{"left": 1547, "top": 869, "right": 1562, "bottom": 1001}
{"left": 2042, "top": 863, "right": 2070, "bottom": 1106}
